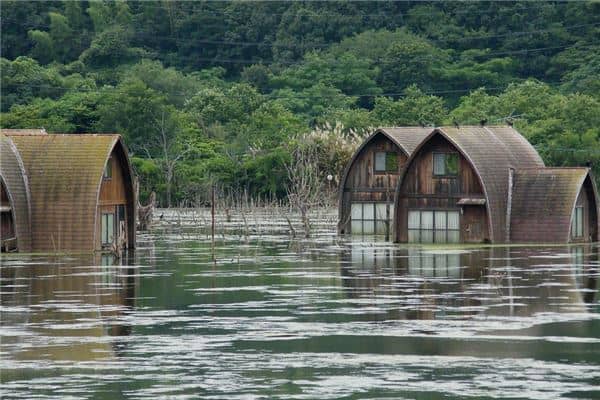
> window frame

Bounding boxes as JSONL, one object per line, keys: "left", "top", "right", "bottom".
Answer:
{"left": 571, "top": 205, "right": 584, "bottom": 239}
{"left": 350, "top": 201, "right": 394, "bottom": 235}
{"left": 101, "top": 212, "right": 115, "bottom": 246}
{"left": 407, "top": 209, "right": 461, "bottom": 243}
{"left": 432, "top": 152, "right": 459, "bottom": 177}
{"left": 374, "top": 151, "right": 399, "bottom": 173}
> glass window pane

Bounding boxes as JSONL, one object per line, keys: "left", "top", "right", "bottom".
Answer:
{"left": 433, "top": 153, "right": 445, "bottom": 175}
{"left": 446, "top": 154, "right": 459, "bottom": 175}
{"left": 434, "top": 230, "right": 447, "bottom": 243}
{"left": 107, "top": 214, "right": 114, "bottom": 244}
{"left": 101, "top": 215, "right": 107, "bottom": 243}
{"left": 408, "top": 211, "right": 421, "bottom": 229}
{"left": 577, "top": 207, "right": 583, "bottom": 237}
{"left": 408, "top": 229, "right": 420, "bottom": 243}
{"left": 435, "top": 211, "right": 447, "bottom": 230}
{"left": 375, "top": 152, "right": 386, "bottom": 171}
{"left": 447, "top": 230, "right": 460, "bottom": 243}
{"left": 421, "top": 211, "right": 434, "bottom": 229}
{"left": 385, "top": 152, "right": 398, "bottom": 172}
{"left": 447, "top": 212, "right": 460, "bottom": 230}
{"left": 363, "top": 204, "right": 375, "bottom": 220}
{"left": 421, "top": 230, "right": 434, "bottom": 243}
{"left": 375, "top": 203, "right": 389, "bottom": 220}
{"left": 363, "top": 221, "right": 375, "bottom": 234}
{"left": 351, "top": 220, "right": 363, "bottom": 234}
{"left": 375, "top": 220, "right": 387, "bottom": 235}
{"left": 351, "top": 203, "right": 363, "bottom": 220}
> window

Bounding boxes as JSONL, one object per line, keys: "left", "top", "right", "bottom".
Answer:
{"left": 571, "top": 206, "right": 584, "bottom": 239}
{"left": 350, "top": 202, "right": 394, "bottom": 235}
{"left": 103, "top": 157, "right": 112, "bottom": 179}
{"left": 101, "top": 213, "right": 115, "bottom": 245}
{"left": 433, "top": 153, "right": 459, "bottom": 176}
{"left": 375, "top": 152, "right": 399, "bottom": 173}
{"left": 408, "top": 210, "right": 460, "bottom": 243}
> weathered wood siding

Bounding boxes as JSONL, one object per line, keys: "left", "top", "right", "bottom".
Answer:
{"left": 96, "top": 144, "right": 136, "bottom": 251}
{"left": 339, "top": 135, "right": 407, "bottom": 233}
{"left": 0, "top": 135, "right": 32, "bottom": 251}
{"left": 396, "top": 135, "right": 489, "bottom": 243}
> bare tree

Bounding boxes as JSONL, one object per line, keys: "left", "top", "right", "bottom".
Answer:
{"left": 143, "top": 110, "right": 192, "bottom": 208}
{"left": 285, "top": 144, "right": 326, "bottom": 238}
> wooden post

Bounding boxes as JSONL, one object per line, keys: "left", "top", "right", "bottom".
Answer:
{"left": 211, "top": 184, "right": 215, "bottom": 261}
{"left": 385, "top": 174, "right": 390, "bottom": 241}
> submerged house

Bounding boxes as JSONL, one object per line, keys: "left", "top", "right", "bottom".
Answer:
{"left": 0, "top": 135, "right": 32, "bottom": 252}
{"left": 391, "top": 126, "right": 599, "bottom": 244}
{"left": 338, "top": 127, "right": 432, "bottom": 235}
{"left": 0, "top": 130, "right": 136, "bottom": 252}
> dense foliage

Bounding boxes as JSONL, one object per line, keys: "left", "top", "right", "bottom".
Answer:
{"left": 2, "top": 1, "right": 599, "bottom": 206}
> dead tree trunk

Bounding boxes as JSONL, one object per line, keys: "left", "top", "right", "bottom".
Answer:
{"left": 138, "top": 191, "right": 156, "bottom": 230}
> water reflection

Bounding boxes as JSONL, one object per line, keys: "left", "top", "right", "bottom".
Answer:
{"left": 1, "top": 252, "right": 137, "bottom": 362}
{"left": 341, "top": 244, "right": 599, "bottom": 320}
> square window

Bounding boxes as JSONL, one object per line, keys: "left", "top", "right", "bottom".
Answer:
{"left": 351, "top": 203, "right": 363, "bottom": 220}
{"left": 375, "top": 152, "right": 387, "bottom": 172}
{"left": 433, "top": 153, "right": 459, "bottom": 176}
{"left": 375, "top": 152, "right": 398, "bottom": 172}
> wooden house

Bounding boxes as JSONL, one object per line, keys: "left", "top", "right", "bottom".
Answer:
{"left": 392, "top": 126, "right": 599, "bottom": 244}
{"left": 0, "top": 130, "right": 136, "bottom": 253}
{"left": 338, "top": 127, "right": 432, "bottom": 235}
{"left": 510, "top": 168, "right": 599, "bottom": 243}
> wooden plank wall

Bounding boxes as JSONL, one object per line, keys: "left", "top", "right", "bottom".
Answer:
{"left": 396, "top": 136, "right": 489, "bottom": 243}
{"left": 340, "top": 136, "right": 407, "bottom": 233}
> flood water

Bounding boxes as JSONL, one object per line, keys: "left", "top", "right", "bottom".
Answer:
{"left": 2, "top": 209, "right": 600, "bottom": 399}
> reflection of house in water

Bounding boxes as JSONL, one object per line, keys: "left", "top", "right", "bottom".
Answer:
{"left": 341, "top": 243, "right": 599, "bottom": 320}
{"left": 0, "top": 253, "right": 137, "bottom": 361}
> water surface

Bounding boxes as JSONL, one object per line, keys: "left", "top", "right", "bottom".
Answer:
{"left": 2, "top": 210, "right": 600, "bottom": 399}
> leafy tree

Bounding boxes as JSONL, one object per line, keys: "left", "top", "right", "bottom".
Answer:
{"left": 373, "top": 86, "right": 448, "bottom": 126}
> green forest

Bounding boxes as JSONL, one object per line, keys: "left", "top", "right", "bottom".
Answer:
{"left": 2, "top": 0, "right": 599, "bottom": 206}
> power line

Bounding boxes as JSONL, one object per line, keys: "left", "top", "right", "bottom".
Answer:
{"left": 3, "top": 80, "right": 569, "bottom": 101}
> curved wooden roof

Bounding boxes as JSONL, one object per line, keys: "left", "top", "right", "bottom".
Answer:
{"left": 376, "top": 127, "right": 434, "bottom": 155}
{"left": 7, "top": 134, "right": 130, "bottom": 252}
{"left": 510, "top": 168, "right": 599, "bottom": 243}
{"left": 0, "top": 135, "right": 32, "bottom": 251}
{"left": 394, "top": 125, "right": 545, "bottom": 243}
{"left": 339, "top": 127, "right": 433, "bottom": 190}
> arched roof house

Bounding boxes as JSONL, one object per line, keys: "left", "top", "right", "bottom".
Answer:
{"left": 338, "top": 127, "right": 432, "bottom": 235}
{"left": 510, "top": 168, "right": 599, "bottom": 243}
{"left": 393, "top": 126, "right": 545, "bottom": 244}
{"left": 0, "top": 135, "right": 32, "bottom": 252}
{"left": 2, "top": 131, "right": 136, "bottom": 253}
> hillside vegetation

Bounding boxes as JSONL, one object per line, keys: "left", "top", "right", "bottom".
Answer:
{"left": 2, "top": 1, "right": 599, "bottom": 205}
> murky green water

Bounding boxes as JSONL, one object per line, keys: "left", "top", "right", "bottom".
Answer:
{"left": 2, "top": 210, "right": 600, "bottom": 399}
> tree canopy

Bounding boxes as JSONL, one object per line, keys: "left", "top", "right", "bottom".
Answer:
{"left": 1, "top": 0, "right": 599, "bottom": 205}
